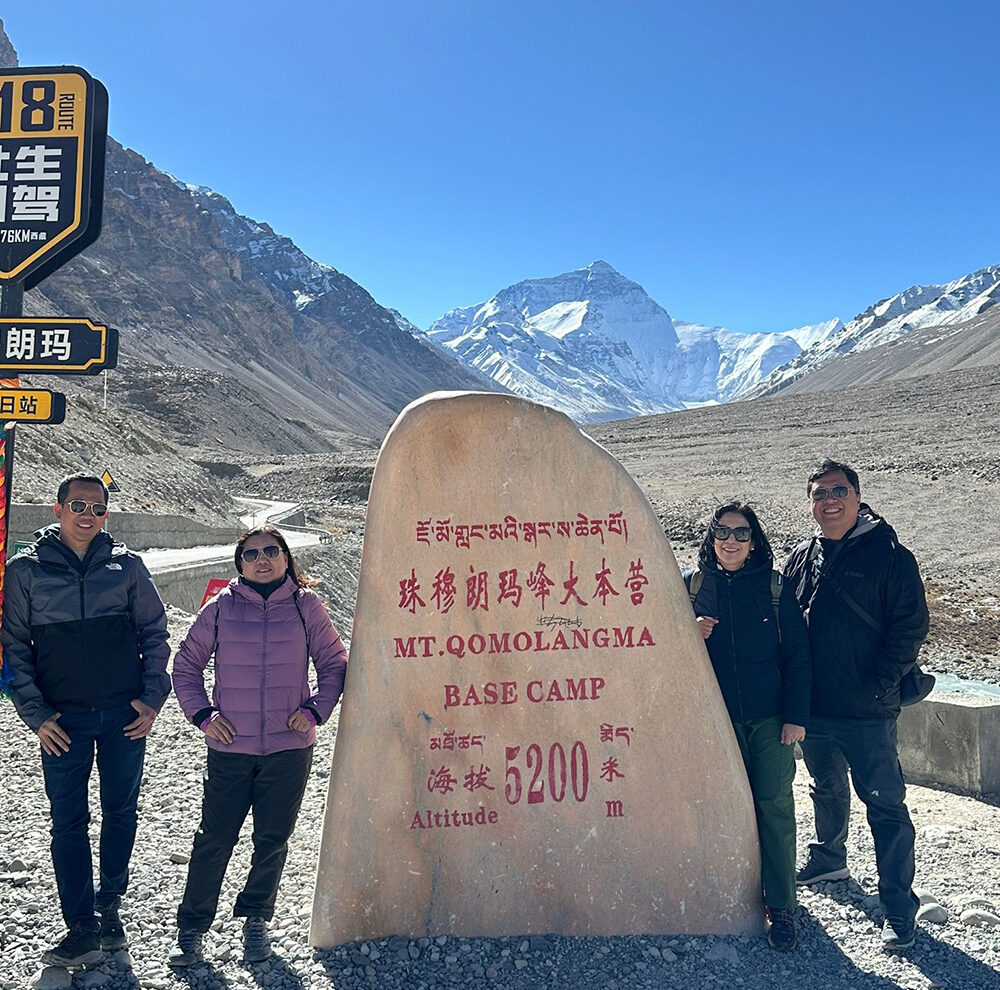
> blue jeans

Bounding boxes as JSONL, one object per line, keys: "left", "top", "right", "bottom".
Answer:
{"left": 800, "top": 716, "right": 918, "bottom": 926}
{"left": 40, "top": 702, "right": 146, "bottom": 929}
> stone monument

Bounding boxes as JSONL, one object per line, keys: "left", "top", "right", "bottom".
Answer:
{"left": 311, "top": 391, "right": 763, "bottom": 944}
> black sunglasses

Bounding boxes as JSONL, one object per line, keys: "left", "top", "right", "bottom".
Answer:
{"left": 712, "top": 524, "right": 752, "bottom": 543}
{"left": 66, "top": 500, "right": 108, "bottom": 517}
{"left": 811, "top": 485, "right": 851, "bottom": 502}
{"left": 241, "top": 545, "right": 283, "bottom": 562}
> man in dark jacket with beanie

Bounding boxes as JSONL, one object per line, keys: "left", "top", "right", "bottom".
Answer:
{"left": 784, "top": 459, "right": 928, "bottom": 953}
{"left": 2, "top": 473, "right": 170, "bottom": 967}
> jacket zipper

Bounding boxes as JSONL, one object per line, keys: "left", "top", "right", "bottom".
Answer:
{"left": 260, "top": 598, "right": 269, "bottom": 749}
{"left": 723, "top": 573, "right": 746, "bottom": 722}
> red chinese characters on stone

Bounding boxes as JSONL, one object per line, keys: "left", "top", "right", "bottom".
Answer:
{"left": 427, "top": 766, "right": 459, "bottom": 794}
{"left": 398, "top": 569, "right": 425, "bottom": 614}
{"left": 466, "top": 567, "right": 489, "bottom": 611}
{"left": 560, "top": 560, "right": 587, "bottom": 607}
{"left": 432, "top": 567, "right": 457, "bottom": 613}
{"left": 397, "top": 557, "right": 649, "bottom": 614}
{"left": 463, "top": 764, "right": 495, "bottom": 792}
{"left": 497, "top": 569, "right": 523, "bottom": 607}
{"left": 625, "top": 558, "right": 649, "bottom": 605}
{"left": 526, "top": 562, "right": 555, "bottom": 609}
{"left": 600, "top": 757, "right": 625, "bottom": 783}
{"left": 593, "top": 557, "right": 620, "bottom": 607}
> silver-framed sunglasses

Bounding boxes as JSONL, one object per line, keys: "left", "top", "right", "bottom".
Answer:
{"left": 241, "top": 545, "right": 283, "bottom": 562}
{"left": 65, "top": 500, "right": 109, "bottom": 517}
{"left": 810, "top": 485, "right": 851, "bottom": 502}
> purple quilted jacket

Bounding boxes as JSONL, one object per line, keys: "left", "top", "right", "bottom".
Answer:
{"left": 172, "top": 576, "right": 347, "bottom": 755}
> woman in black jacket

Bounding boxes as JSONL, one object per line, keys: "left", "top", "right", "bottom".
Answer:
{"left": 685, "top": 502, "right": 811, "bottom": 951}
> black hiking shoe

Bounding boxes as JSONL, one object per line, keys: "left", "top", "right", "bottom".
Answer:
{"left": 881, "top": 918, "right": 915, "bottom": 952}
{"left": 795, "top": 859, "right": 850, "bottom": 886}
{"left": 243, "top": 916, "right": 272, "bottom": 962}
{"left": 41, "top": 924, "right": 103, "bottom": 967}
{"left": 99, "top": 906, "right": 127, "bottom": 950}
{"left": 167, "top": 929, "right": 205, "bottom": 967}
{"left": 767, "top": 907, "right": 797, "bottom": 951}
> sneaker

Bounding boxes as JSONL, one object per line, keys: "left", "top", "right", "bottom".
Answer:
{"left": 98, "top": 906, "right": 127, "bottom": 950}
{"left": 767, "top": 907, "right": 797, "bottom": 951}
{"left": 795, "top": 859, "right": 850, "bottom": 886}
{"left": 167, "top": 930, "right": 205, "bottom": 967}
{"left": 881, "top": 918, "right": 915, "bottom": 951}
{"left": 41, "top": 924, "right": 103, "bottom": 967}
{"left": 243, "top": 916, "right": 271, "bottom": 962}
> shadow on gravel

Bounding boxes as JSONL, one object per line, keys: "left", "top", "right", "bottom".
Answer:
{"left": 94, "top": 959, "right": 140, "bottom": 988}
{"left": 816, "top": 882, "right": 1000, "bottom": 990}
{"left": 170, "top": 961, "right": 233, "bottom": 988}
{"left": 312, "top": 931, "right": 908, "bottom": 990}
{"left": 241, "top": 953, "right": 306, "bottom": 989}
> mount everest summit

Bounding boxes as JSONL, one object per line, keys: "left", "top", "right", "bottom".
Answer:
{"left": 414, "top": 260, "right": 1000, "bottom": 423}
{"left": 417, "top": 261, "right": 841, "bottom": 422}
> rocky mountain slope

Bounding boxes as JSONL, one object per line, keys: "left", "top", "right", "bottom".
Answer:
{"left": 746, "top": 265, "right": 1000, "bottom": 398}
{"left": 755, "top": 305, "right": 1000, "bottom": 397}
{"left": 0, "top": 24, "right": 494, "bottom": 517}
{"left": 26, "top": 137, "right": 492, "bottom": 442}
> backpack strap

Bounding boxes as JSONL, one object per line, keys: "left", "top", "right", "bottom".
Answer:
{"left": 687, "top": 567, "right": 704, "bottom": 603}
{"left": 292, "top": 587, "right": 311, "bottom": 656}
{"left": 769, "top": 570, "right": 783, "bottom": 644}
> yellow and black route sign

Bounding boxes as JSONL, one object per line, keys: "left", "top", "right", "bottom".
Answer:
{"left": 101, "top": 469, "right": 121, "bottom": 493}
{"left": 0, "top": 388, "right": 65, "bottom": 423}
{"left": 0, "top": 66, "right": 108, "bottom": 284}
{"left": 0, "top": 317, "right": 118, "bottom": 374}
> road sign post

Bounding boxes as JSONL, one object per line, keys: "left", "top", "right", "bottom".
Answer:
{"left": 0, "top": 65, "right": 108, "bottom": 695}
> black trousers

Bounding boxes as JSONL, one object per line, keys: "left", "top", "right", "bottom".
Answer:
{"left": 801, "top": 717, "right": 918, "bottom": 926}
{"left": 177, "top": 745, "right": 313, "bottom": 932}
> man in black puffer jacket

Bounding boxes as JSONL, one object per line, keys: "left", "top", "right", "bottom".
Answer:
{"left": 784, "top": 459, "right": 928, "bottom": 953}
{"left": 2, "top": 473, "right": 170, "bottom": 967}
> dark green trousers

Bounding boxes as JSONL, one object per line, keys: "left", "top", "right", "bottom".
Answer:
{"left": 732, "top": 716, "right": 797, "bottom": 911}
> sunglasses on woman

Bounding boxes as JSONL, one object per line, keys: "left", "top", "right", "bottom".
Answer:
{"left": 241, "top": 545, "right": 283, "bottom": 562}
{"left": 712, "top": 525, "right": 752, "bottom": 543}
{"left": 65, "top": 500, "right": 109, "bottom": 517}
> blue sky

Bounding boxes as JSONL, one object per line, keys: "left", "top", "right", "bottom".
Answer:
{"left": 5, "top": 1, "right": 998, "bottom": 332}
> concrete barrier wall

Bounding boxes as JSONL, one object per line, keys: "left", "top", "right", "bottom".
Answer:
{"left": 8, "top": 504, "right": 241, "bottom": 553}
{"left": 151, "top": 560, "right": 234, "bottom": 614}
{"left": 898, "top": 694, "right": 1000, "bottom": 796}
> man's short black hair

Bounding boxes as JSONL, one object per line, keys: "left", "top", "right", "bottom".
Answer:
{"left": 57, "top": 473, "right": 110, "bottom": 505}
{"left": 807, "top": 459, "right": 860, "bottom": 496}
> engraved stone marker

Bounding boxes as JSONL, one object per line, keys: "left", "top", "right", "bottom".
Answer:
{"left": 311, "top": 392, "right": 763, "bottom": 944}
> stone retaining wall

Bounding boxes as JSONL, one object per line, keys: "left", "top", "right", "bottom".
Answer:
{"left": 7, "top": 504, "right": 241, "bottom": 553}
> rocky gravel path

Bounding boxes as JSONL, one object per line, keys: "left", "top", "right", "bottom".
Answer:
{"left": 3, "top": 610, "right": 1000, "bottom": 990}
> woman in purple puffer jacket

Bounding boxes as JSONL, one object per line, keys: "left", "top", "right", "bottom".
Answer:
{"left": 168, "top": 525, "right": 347, "bottom": 967}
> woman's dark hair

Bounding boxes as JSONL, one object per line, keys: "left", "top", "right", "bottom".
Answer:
{"left": 697, "top": 502, "right": 774, "bottom": 571}
{"left": 234, "top": 524, "right": 317, "bottom": 588}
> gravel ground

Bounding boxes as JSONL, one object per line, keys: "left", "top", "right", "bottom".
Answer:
{"left": 3, "top": 608, "right": 1000, "bottom": 990}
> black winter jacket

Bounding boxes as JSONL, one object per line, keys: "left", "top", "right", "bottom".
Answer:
{"left": 783, "top": 506, "right": 928, "bottom": 720}
{"left": 684, "top": 559, "right": 812, "bottom": 727}
{"left": 2, "top": 525, "right": 171, "bottom": 731}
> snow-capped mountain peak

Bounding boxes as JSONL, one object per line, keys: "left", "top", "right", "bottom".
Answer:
{"left": 423, "top": 262, "right": 843, "bottom": 421}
